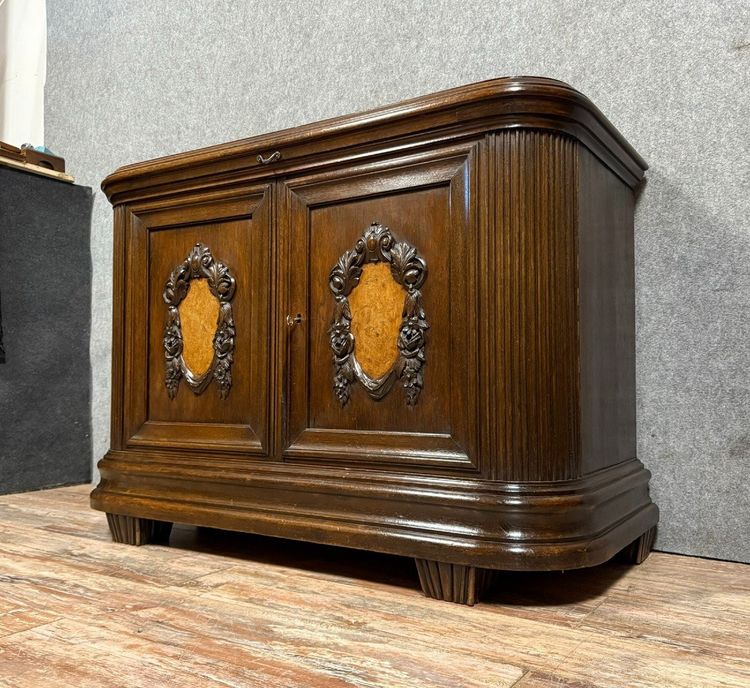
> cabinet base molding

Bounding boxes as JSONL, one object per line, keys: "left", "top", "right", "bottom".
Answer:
{"left": 106, "top": 513, "right": 173, "bottom": 546}
{"left": 618, "top": 525, "right": 657, "bottom": 565}
{"left": 93, "top": 454, "right": 658, "bottom": 572}
{"left": 415, "top": 559, "right": 495, "bottom": 606}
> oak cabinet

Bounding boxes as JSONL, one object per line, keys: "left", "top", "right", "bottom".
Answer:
{"left": 92, "top": 77, "right": 658, "bottom": 605}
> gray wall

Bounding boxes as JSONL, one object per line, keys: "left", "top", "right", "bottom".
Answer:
{"left": 45, "top": 0, "right": 750, "bottom": 562}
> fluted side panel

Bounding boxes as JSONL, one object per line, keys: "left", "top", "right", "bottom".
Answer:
{"left": 493, "top": 131, "right": 580, "bottom": 481}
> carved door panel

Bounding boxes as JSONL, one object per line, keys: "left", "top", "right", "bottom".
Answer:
{"left": 120, "top": 186, "right": 272, "bottom": 455}
{"left": 280, "top": 143, "right": 483, "bottom": 472}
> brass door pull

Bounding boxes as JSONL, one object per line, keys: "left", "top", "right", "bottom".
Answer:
{"left": 286, "top": 313, "right": 303, "bottom": 328}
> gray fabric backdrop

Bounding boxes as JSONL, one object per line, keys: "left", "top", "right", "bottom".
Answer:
{"left": 44, "top": 0, "right": 750, "bottom": 562}
{"left": 0, "top": 168, "right": 93, "bottom": 493}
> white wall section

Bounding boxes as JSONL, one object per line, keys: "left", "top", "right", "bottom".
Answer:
{"left": 0, "top": 0, "right": 46, "bottom": 146}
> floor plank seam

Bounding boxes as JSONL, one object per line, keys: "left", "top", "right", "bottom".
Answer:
{"left": 0, "top": 618, "right": 60, "bottom": 643}
{"left": 571, "top": 588, "right": 614, "bottom": 629}
{"left": 162, "top": 557, "right": 238, "bottom": 585}
{"left": 530, "top": 635, "right": 591, "bottom": 682}
{"left": 509, "top": 669, "right": 532, "bottom": 686}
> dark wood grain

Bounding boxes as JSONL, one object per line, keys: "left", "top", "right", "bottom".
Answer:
{"left": 106, "top": 513, "right": 172, "bottom": 546}
{"left": 577, "top": 147, "right": 637, "bottom": 474}
{"left": 281, "top": 143, "right": 481, "bottom": 472}
{"left": 617, "top": 526, "right": 657, "bottom": 565}
{"left": 492, "top": 130, "right": 580, "bottom": 482}
{"left": 101, "top": 77, "right": 647, "bottom": 207}
{"left": 414, "top": 559, "right": 496, "bottom": 605}
{"left": 120, "top": 186, "right": 273, "bottom": 455}
{"left": 92, "top": 77, "right": 657, "bottom": 605}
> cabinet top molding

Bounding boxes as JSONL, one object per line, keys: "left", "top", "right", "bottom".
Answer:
{"left": 102, "top": 76, "right": 648, "bottom": 203}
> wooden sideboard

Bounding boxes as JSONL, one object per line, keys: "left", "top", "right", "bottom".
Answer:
{"left": 92, "top": 77, "right": 658, "bottom": 605}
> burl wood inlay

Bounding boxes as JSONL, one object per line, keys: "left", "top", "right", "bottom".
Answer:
{"left": 348, "top": 262, "right": 405, "bottom": 379}
{"left": 178, "top": 279, "right": 219, "bottom": 376}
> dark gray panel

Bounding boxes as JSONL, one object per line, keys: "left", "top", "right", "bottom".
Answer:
{"left": 0, "top": 167, "right": 93, "bottom": 493}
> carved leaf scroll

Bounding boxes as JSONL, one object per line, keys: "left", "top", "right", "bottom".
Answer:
{"left": 328, "top": 222, "right": 428, "bottom": 406}
{"left": 163, "top": 243, "right": 236, "bottom": 399}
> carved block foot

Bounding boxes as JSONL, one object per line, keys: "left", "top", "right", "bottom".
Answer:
{"left": 618, "top": 525, "right": 657, "bottom": 564}
{"left": 106, "top": 513, "right": 173, "bottom": 546}
{"left": 415, "top": 559, "right": 495, "bottom": 605}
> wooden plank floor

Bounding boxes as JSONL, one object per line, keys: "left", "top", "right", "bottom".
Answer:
{"left": 0, "top": 486, "right": 748, "bottom": 687}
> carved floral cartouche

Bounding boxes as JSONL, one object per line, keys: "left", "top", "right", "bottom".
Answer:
{"left": 328, "top": 222, "right": 428, "bottom": 406}
{"left": 163, "top": 243, "right": 236, "bottom": 399}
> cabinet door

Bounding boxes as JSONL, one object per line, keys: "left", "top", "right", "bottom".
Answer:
{"left": 120, "top": 186, "right": 272, "bottom": 455}
{"left": 280, "top": 143, "right": 483, "bottom": 472}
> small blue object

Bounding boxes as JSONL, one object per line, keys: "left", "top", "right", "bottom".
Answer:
{"left": 20, "top": 143, "right": 58, "bottom": 156}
